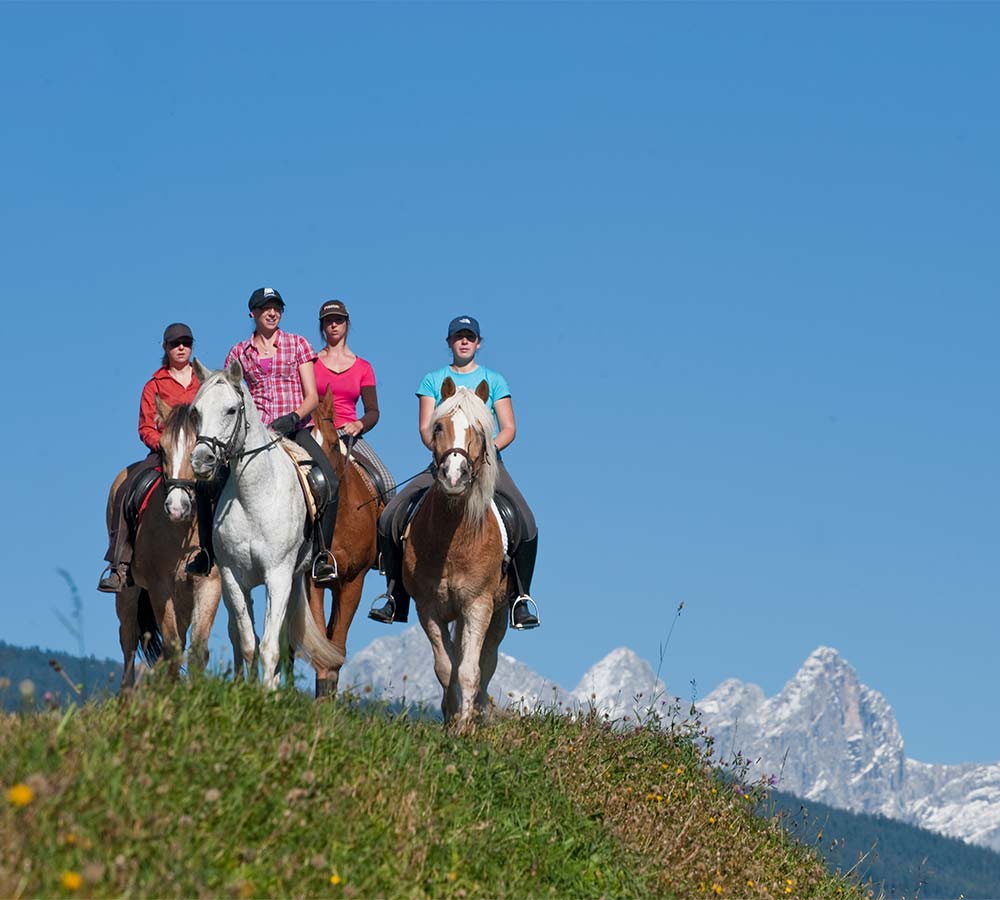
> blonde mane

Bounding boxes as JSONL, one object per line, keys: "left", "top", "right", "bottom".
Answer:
{"left": 432, "top": 387, "right": 498, "bottom": 524}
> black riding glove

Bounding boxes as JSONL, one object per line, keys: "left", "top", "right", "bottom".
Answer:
{"left": 271, "top": 412, "right": 301, "bottom": 436}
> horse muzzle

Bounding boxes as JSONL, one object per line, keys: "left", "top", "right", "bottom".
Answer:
{"left": 190, "top": 443, "right": 220, "bottom": 480}
{"left": 164, "top": 488, "right": 193, "bottom": 522}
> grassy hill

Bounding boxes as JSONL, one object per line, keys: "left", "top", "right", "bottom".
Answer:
{"left": 1, "top": 672, "right": 862, "bottom": 899}
{"left": 0, "top": 640, "right": 121, "bottom": 712}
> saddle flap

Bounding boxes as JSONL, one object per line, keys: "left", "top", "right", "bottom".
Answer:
{"left": 125, "top": 467, "right": 162, "bottom": 534}
{"left": 492, "top": 491, "right": 522, "bottom": 553}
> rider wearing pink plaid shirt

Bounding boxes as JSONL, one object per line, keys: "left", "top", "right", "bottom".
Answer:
{"left": 224, "top": 327, "right": 316, "bottom": 426}
{"left": 186, "top": 287, "right": 340, "bottom": 585}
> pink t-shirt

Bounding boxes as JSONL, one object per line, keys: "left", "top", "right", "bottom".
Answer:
{"left": 314, "top": 357, "right": 376, "bottom": 427}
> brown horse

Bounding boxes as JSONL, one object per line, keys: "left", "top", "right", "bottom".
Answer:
{"left": 107, "top": 400, "right": 222, "bottom": 687}
{"left": 404, "top": 378, "right": 511, "bottom": 733}
{"left": 308, "top": 388, "right": 384, "bottom": 697}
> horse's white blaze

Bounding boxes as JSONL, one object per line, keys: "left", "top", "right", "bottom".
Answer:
{"left": 442, "top": 408, "right": 471, "bottom": 488}
{"left": 164, "top": 428, "right": 192, "bottom": 521}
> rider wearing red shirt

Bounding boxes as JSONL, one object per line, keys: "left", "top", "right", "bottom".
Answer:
{"left": 98, "top": 323, "right": 201, "bottom": 593}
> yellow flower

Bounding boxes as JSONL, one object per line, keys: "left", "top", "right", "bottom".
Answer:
{"left": 329, "top": 872, "right": 341, "bottom": 886}
{"left": 676, "top": 766, "right": 685, "bottom": 775}
{"left": 711, "top": 787, "right": 718, "bottom": 794}
{"left": 712, "top": 884, "right": 723, "bottom": 895}
{"left": 65, "top": 834, "right": 77, "bottom": 845}
{"left": 6, "top": 784, "right": 33, "bottom": 806}
{"left": 708, "top": 816, "right": 716, "bottom": 824}
{"left": 747, "top": 881, "right": 754, "bottom": 887}
{"left": 446, "top": 871, "right": 457, "bottom": 882}
{"left": 785, "top": 889, "right": 792, "bottom": 895}
{"left": 61, "top": 871, "right": 82, "bottom": 892}
{"left": 661, "top": 763, "right": 669, "bottom": 770}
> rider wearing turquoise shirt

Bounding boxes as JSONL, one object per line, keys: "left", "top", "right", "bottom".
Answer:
{"left": 368, "top": 315, "right": 540, "bottom": 631}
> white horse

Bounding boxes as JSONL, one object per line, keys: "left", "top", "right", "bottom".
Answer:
{"left": 189, "top": 359, "right": 343, "bottom": 688}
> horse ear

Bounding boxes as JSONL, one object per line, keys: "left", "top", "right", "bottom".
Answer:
{"left": 475, "top": 380, "right": 490, "bottom": 405}
{"left": 226, "top": 359, "right": 244, "bottom": 387}
{"left": 441, "top": 377, "right": 456, "bottom": 401}
{"left": 192, "top": 357, "right": 211, "bottom": 383}
{"left": 154, "top": 394, "right": 173, "bottom": 427}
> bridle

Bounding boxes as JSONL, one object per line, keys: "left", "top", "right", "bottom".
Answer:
{"left": 433, "top": 430, "right": 489, "bottom": 482}
{"left": 193, "top": 379, "right": 281, "bottom": 470}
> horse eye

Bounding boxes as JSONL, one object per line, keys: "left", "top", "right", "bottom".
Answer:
{"left": 226, "top": 406, "right": 238, "bottom": 416}
{"left": 433, "top": 423, "right": 443, "bottom": 434}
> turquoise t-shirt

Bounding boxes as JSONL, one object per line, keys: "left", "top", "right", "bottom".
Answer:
{"left": 417, "top": 364, "right": 511, "bottom": 435}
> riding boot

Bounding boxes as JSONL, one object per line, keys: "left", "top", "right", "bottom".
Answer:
{"left": 185, "top": 482, "right": 216, "bottom": 576}
{"left": 368, "top": 531, "right": 410, "bottom": 624}
{"left": 311, "top": 493, "right": 339, "bottom": 586}
{"left": 99, "top": 476, "right": 135, "bottom": 592}
{"left": 509, "top": 535, "right": 540, "bottom": 630}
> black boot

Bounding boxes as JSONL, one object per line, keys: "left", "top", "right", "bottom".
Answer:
{"left": 368, "top": 532, "right": 410, "bottom": 624}
{"left": 311, "top": 494, "right": 339, "bottom": 586}
{"left": 509, "top": 535, "right": 540, "bottom": 630}
{"left": 185, "top": 483, "right": 216, "bottom": 576}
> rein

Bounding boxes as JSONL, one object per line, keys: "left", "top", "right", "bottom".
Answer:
{"left": 194, "top": 382, "right": 281, "bottom": 469}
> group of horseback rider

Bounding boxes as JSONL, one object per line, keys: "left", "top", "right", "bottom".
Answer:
{"left": 98, "top": 288, "right": 541, "bottom": 631}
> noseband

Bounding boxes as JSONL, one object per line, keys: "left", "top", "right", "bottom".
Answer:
{"left": 434, "top": 442, "right": 488, "bottom": 481}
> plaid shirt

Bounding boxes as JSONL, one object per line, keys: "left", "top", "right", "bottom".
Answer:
{"left": 225, "top": 329, "right": 316, "bottom": 426}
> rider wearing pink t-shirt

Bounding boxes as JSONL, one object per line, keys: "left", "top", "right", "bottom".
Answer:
{"left": 312, "top": 299, "right": 395, "bottom": 501}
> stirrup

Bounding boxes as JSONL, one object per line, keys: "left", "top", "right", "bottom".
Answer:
{"left": 312, "top": 550, "right": 338, "bottom": 584}
{"left": 367, "top": 592, "right": 396, "bottom": 624}
{"left": 510, "top": 595, "right": 540, "bottom": 630}
{"left": 97, "top": 565, "right": 126, "bottom": 594}
{"left": 184, "top": 549, "right": 212, "bottom": 577}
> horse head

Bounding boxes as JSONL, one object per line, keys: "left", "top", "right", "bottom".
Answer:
{"left": 311, "top": 386, "right": 348, "bottom": 473}
{"left": 432, "top": 378, "right": 496, "bottom": 506}
{"left": 155, "top": 396, "right": 200, "bottom": 522}
{"left": 190, "top": 358, "right": 248, "bottom": 479}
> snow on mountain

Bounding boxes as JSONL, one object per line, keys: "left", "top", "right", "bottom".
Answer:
{"left": 339, "top": 629, "right": 1000, "bottom": 851}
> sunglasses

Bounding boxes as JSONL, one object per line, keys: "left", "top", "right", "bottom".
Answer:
{"left": 323, "top": 315, "right": 348, "bottom": 326}
{"left": 169, "top": 338, "right": 193, "bottom": 348}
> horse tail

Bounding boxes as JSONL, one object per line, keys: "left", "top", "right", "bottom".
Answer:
{"left": 288, "top": 576, "right": 345, "bottom": 672}
{"left": 136, "top": 589, "right": 163, "bottom": 665}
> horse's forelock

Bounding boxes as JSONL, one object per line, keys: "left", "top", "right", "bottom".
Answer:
{"left": 161, "top": 403, "right": 197, "bottom": 448}
{"left": 432, "top": 387, "right": 498, "bottom": 523}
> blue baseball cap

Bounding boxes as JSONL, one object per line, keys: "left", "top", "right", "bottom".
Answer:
{"left": 447, "top": 315, "right": 481, "bottom": 339}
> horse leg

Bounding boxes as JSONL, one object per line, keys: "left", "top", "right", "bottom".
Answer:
{"left": 308, "top": 580, "right": 337, "bottom": 698}
{"left": 116, "top": 587, "right": 140, "bottom": 691}
{"left": 260, "top": 567, "right": 294, "bottom": 690}
{"left": 417, "top": 608, "right": 458, "bottom": 721}
{"left": 188, "top": 576, "right": 222, "bottom": 674}
{"left": 317, "top": 574, "right": 362, "bottom": 698}
{"left": 452, "top": 605, "right": 492, "bottom": 734}
{"left": 220, "top": 567, "right": 256, "bottom": 681}
{"left": 477, "top": 606, "right": 509, "bottom": 720}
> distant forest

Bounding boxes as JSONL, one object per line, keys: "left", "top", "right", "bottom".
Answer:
{"left": 2, "top": 641, "right": 999, "bottom": 898}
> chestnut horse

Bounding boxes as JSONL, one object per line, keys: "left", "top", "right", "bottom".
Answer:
{"left": 308, "top": 388, "right": 385, "bottom": 698}
{"left": 404, "top": 378, "right": 511, "bottom": 733}
{"left": 106, "top": 401, "right": 222, "bottom": 687}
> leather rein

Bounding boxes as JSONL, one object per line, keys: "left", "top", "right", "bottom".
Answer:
{"left": 194, "top": 382, "right": 281, "bottom": 470}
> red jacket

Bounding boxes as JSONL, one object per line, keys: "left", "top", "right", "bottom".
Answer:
{"left": 138, "top": 368, "right": 200, "bottom": 451}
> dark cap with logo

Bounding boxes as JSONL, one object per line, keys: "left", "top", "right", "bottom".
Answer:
{"left": 319, "top": 299, "right": 350, "bottom": 321}
{"left": 447, "top": 315, "right": 481, "bottom": 339}
{"left": 163, "top": 322, "right": 194, "bottom": 344}
{"left": 248, "top": 287, "right": 285, "bottom": 311}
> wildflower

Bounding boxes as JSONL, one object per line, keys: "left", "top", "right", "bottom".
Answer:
{"left": 204, "top": 788, "right": 221, "bottom": 803}
{"left": 61, "top": 871, "right": 82, "bottom": 892}
{"left": 446, "top": 871, "right": 457, "bottom": 882}
{"left": 6, "top": 783, "right": 33, "bottom": 807}
{"left": 329, "top": 872, "right": 342, "bottom": 886}
{"left": 711, "top": 787, "right": 717, "bottom": 794}
{"left": 708, "top": 816, "right": 716, "bottom": 824}
{"left": 19, "top": 679, "right": 36, "bottom": 699}
{"left": 676, "top": 766, "right": 685, "bottom": 775}
{"left": 712, "top": 885, "right": 722, "bottom": 895}
{"left": 64, "top": 834, "right": 77, "bottom": 845}
{"left": 747, "top": 881, "right": 754, "bottom": 888}
{"left": 661, "top": 763, "right": 669, "bottom": 770}
{"left": 445, "top": 764, "right": 458, "bottom": 775}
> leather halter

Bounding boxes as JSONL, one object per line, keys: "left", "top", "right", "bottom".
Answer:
{"left": 434, "top": 440, "right": 488, "bottom": 481}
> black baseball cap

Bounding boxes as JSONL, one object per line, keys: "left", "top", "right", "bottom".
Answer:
{"left": 163, "top": 322, "right": 193, "bottom": 344}
{"left": 319, "top": 299, "right": 350, "bottom": 320}
{"left": 248, "top": 287, "right": 285, "bottom": 311}
{"left": 447, "top": 315, "right": 481, "bottom": 339}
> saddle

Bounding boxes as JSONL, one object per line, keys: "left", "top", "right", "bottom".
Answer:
{"left": 124, "top": 467, "right": 162, "bottom": 537}
{"left": 280, "top": 439, "right": 322, "bottom": 524}
{"left": 394, "top": 485, "right": 525, "bottom": 565}
{"left": 347, "top": 447, "right": 392, "bottom": 504}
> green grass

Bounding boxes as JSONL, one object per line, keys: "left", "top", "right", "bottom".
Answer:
{"left": 1, "top": 674, "right": 868, "bottom": 898}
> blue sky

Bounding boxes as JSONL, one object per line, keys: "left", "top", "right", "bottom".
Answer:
{"left": 2, "top": 4, "right": 997, "bottom": 765}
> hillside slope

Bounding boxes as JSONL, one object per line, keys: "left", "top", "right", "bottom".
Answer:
{"left": 0, "top": 674, "right": 861, "bottom": 899}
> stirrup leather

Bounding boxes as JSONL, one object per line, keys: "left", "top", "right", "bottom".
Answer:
{"left": 510, "top": 594, "right": 540, "bottom": 630}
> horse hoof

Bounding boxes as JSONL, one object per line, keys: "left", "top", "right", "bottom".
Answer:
{"left": 316, "top": 677, "right": 337, "bottom": 699}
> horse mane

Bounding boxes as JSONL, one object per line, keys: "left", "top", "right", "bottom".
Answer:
{"left": 432, "top": 387, "right": 498, "bottom": 525}
{"left": 160, "top": 402, "right": 197, "bottom": 447}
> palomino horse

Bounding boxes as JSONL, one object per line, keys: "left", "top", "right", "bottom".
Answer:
{"left": 307, "top": 388, "right": 384, "bottom": 697}
{"left": 106, "top": 401, "right": 222, "bottom": 687}
{"left": 404, "top": 378, "right": 511, "bottom": 733}
{"left": 189, "top": 359, "right": 344, "bottom": 689}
